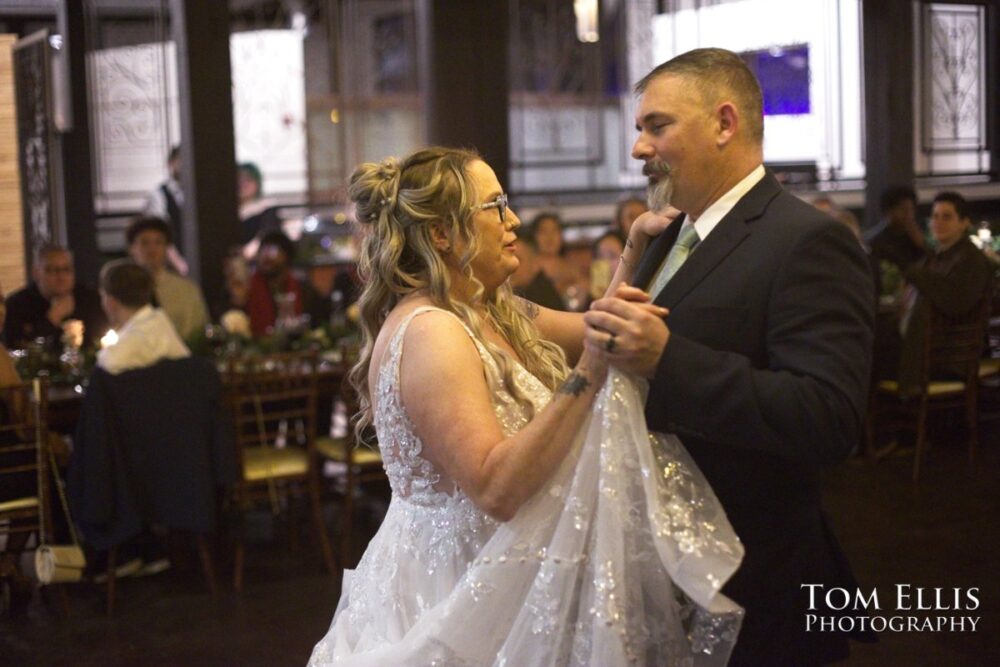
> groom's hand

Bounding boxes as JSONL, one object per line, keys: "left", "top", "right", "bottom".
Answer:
{"left": 583, "top": 285, "right": 670, "bottom": 379}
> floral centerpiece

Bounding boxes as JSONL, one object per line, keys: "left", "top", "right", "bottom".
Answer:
{"left": 186, "top": 306, "right": 360, "bottom": 367}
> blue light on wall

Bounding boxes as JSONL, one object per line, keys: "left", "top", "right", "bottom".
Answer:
{"left": 741, "top": 45, "right": 811, "bottom": 116}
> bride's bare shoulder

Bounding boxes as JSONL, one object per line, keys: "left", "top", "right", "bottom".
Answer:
{"left": 376, "top": 297, "right": 436, "bottom": 344}
{"left": 370, "top": 297, "right": 462, "bottom": 370}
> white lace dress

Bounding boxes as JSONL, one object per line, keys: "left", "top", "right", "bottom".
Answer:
{"left": 309, "top": 307, "right": 744, "bottom": 666}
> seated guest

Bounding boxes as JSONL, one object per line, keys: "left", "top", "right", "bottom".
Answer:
{"left": 866, "top": 186, "right": 924, "bottom": 383}
{"left": 589, "top": 230, "right": 626, "bottom": 300}
{"left": 75, "top": 266, "right": 231, "bottom": 578}
{"left": 867, "top": 185, "right": 926, "bottom": 295}
{"left": 213, "top": 250, "right": 251, "bottom": 322}
{"left": 812, "top": 196, "right": 862, "bottom": 245}
{"left": 3, "top": 244, "right": 107, "bottom": 350}
{"left": 0, "top": 280, "right": 70, "bottom": 608}
{"left": 97, "top": 260, "right": 189, "bottom": 375}
{"left": 127, "top": 217, "right": 209, "bottom": 340}
{"left": 246, "top": 231, "right": 329, "bottom": 336}
{"left": 611, "top": 196, "right": 647, "bottom": 237}
{"left": 529, "top": 211, "right": 587, "bottom": 306}
{"left": 877, "top": 191, "right": 993, "bottom": 393}
{"left": 510, "top": 231, "right": 564, "bottom": 311}
{"left": 834, "top": 209, "right": 862, "bottom": 245}
{"left": 811, "top": 195, "right": 835, "bottom": 214}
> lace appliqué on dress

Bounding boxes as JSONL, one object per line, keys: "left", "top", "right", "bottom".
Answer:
{"left": 308, "top": 308, "right": 744, "bottom": 667}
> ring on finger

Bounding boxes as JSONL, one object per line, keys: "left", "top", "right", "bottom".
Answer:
{"left": 605, "top": 334, "right": 617, "bottom": 353}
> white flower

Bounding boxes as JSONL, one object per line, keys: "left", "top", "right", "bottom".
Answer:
{"left": 221, "top": 310, "right": 251, "bottom": 337}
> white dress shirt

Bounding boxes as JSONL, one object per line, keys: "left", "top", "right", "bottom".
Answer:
{"left": 98, "top": 305, "right": 190, "bottom": 375}
{"left": 687, "top": 164, "right": 766, "bottom": 242}
{"left": 142, "top": 177, "right": 184, "bottom": 221}
{"left": 648, "top": 164, "right": 765, "bottom": 290}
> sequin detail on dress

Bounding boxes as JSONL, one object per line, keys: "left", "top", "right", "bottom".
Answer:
{"left": 309, "top": 307, "right": 744, "bottom": 666}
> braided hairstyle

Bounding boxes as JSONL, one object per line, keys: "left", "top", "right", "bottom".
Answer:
{"left": 348, "top": 147, "right": 570, "bottom": 443}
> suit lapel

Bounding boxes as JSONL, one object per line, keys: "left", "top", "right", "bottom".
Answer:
{"left": 633, "top": 214, "right": 684, "bottom": 290}
{"left": 646, "top": 172, "right": 784, "bottom": 309}
{"left": 655, "top": 217, "right": 750, "bottom": 307}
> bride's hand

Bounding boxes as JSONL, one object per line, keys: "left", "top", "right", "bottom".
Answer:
{"left": 632, "top": 207, "right": 681, "bottom": 239}
{"left": 613, "top": 284, "right": 670, "bottom": 319}
{"left": 619, "top": 209, "right": 682, "bottom": 277}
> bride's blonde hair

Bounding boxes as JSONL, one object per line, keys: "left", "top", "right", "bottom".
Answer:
{"left": 348, "top": 146, "right": 570, "bottom": 442}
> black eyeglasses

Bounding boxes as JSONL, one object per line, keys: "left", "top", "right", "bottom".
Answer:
{"left": 472, "top": 193, "right": 508, "bottom": 223}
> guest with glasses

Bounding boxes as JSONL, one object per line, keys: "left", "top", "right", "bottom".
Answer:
{"left": 2, "top": 244, "right": 107, "bottom": 350}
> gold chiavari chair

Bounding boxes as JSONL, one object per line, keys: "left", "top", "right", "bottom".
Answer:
{"left": 224, "top": 352, "right": 337, "bottom": 590}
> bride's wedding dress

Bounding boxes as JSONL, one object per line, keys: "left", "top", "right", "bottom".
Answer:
{"left": 309, "top": 307, "right": 744, "bottom": 666}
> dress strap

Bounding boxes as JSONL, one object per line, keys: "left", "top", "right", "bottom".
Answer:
{"left": 381, "top": 306, "right": 491, "bottom": 393}
{"left": 387, "top": 306, "right": 479, "bottom": 355}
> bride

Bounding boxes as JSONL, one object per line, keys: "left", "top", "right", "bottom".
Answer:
{"left": 309, "top": 147, "right": 743, "bottom": 666}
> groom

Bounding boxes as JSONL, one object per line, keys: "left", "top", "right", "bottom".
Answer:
{"left": 585, "top": 48, "right": 874, "bottom": 665}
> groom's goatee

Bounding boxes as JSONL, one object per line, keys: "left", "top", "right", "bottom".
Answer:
{"left": 646, "top": 160, "right": 673, "bottom": 212}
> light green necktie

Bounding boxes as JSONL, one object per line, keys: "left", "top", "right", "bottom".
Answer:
{"left": 648, "top": 223, "right": 700, "bottom": 299}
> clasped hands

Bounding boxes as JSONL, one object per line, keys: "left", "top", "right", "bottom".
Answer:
{"left": 583, "top": 285, "right": 669, "bottom": 379}
{"left": 581, "top": 208, "right": 678, "bottom": 378}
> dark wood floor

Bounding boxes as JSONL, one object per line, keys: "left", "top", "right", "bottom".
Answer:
{"left": 822, "top": 421, "right": 1000, "bottom": 666}
{"left": 2, "top": 422, "right": 997, "bottom": 666}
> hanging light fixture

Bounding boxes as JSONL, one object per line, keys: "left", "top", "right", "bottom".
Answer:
{"left": 574, "top": 0, "right": 599, "bottom": 43}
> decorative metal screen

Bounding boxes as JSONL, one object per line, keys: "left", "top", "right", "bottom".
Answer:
{"left": 13, "top": 30, "right": 62, "bottom": 266}
{"left": 88, "top": 41, "right": 177, "bottom": 213}
{"left": 921, "top": 3, "right": 986, "bottom": 153}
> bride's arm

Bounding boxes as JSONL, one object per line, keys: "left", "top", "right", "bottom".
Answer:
{"left": 520, "top": 208, "right": 680, "bottom": 363}
{"left": 400, "top": 311, "right": 605, "bottom": 522}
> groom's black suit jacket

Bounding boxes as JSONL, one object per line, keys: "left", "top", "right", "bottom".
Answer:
{"left": 633, "top": 173, "right": 875, "bottom": 666}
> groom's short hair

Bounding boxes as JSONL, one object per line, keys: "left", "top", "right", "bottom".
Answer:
{"left": 635, "top": 47, "right": 764, "bottom": 145}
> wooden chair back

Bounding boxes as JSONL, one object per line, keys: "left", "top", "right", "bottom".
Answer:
{"left": 222, "top": 351, "right": 336, "bottom": 588}
{"left": 921, "top": 296, "right": 990, "bottom": 391}
{"left": 0, "top": 381, "right": 52, "bottom": 548}
{"left": 225, "top": 351, "right": 319, "bottom": 470}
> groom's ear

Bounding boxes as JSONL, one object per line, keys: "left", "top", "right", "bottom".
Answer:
{"left": 715, "top": 102, "right": 739, "bottom": 148}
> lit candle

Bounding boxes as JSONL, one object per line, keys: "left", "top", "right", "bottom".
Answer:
{"left": 101, "top": 329, "right": 119, "bottom": 348}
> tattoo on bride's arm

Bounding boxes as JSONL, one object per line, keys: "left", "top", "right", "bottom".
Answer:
{"left": 517, "top": 297, "right": 540, "bottom": 320}
{"left": 558, "top": 372, "right": 591, "bottom": 397}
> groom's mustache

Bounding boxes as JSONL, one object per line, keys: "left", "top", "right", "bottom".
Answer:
{"left": 643, "top": 160, "right": 671, "bottom": 179}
